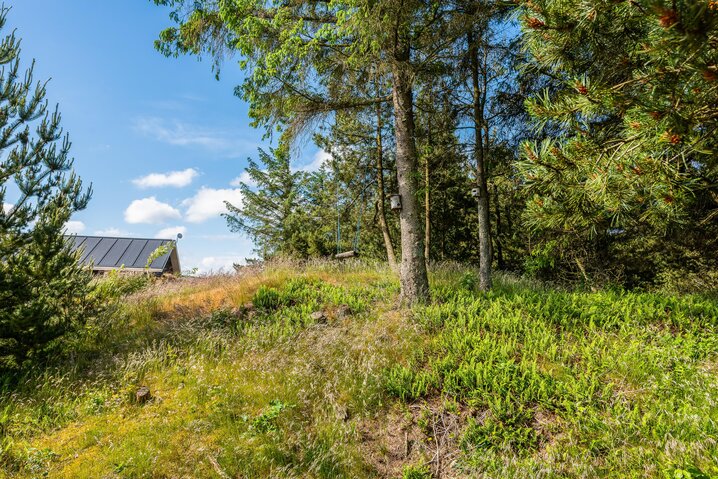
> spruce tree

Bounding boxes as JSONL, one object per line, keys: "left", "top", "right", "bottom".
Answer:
{"left": 224, "top": 145, "right": 307, "bottom": 258}
{"left": 0, "top": 10, "right": 92, "bottom": 367}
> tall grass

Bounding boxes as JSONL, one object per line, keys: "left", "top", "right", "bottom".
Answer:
{"left": 0, "top": 261, "right": 716, "bottom": 478}
{"left": 0, "top": 262, "right": 407, "bottom": 478}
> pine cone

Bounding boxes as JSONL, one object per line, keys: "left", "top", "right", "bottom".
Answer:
{"left": 527, "top": 17, "right": 546, "bottom": 29}
{"left": 658, "top": 9, "right": 678, "bottom": 28}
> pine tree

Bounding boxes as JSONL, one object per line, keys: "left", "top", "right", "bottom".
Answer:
{"left": 0, "top": 9, "right": 93, "bottom": 367}
{"left": 314, "top": 106, "right": 398, "bottom": 265}
{"left": 517, "top": 0, "right": 718, "bottom": 283}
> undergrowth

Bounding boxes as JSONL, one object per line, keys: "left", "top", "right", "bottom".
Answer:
{"left": 387, "top": 269, "right": 718, "bottom": 477}
{"left": 0, "top": 261, "right": 716, "bottom": 478}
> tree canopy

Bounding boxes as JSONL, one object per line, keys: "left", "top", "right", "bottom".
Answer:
{"left": 154, "top": 0, "right": 718, "bottom": 294}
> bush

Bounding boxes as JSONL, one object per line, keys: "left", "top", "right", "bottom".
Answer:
{"left": 91, "top": 270, "right": 152, "bottom": 301}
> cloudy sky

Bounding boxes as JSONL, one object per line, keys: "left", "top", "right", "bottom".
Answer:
{"left": 5, "top": 1, "right": 327, "bottom": 272}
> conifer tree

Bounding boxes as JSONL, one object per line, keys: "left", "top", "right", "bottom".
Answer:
{"left": 224, "top": 145, "right": 307, "bottom": 258}
{"left": 314, "top": 106, "right": 398, "bottom": 266}
{"left": 0, "top": 9, "right": 93, "bottom": 367}
{"left": 518, "top": 0, "right": 718, "bottom": 282}
{"left": 153, "top": 0, "right": 465, "bottom": 303}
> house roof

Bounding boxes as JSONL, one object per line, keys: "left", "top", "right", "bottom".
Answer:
{"left": 64, "top": 235, "right": 181, "bottom": 273}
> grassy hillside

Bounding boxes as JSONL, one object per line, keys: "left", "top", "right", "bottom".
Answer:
{"left": 1, "top": 262, "right": 717, "bottom": 478}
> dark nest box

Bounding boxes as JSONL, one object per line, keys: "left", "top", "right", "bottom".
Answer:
{"left": 64, "top": 235, "right": 181, "bottom": 275}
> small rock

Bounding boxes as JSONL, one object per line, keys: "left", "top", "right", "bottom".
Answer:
{"left": 310, "top": 311, "right": 327, "bottom": 323}
{"left": 136, "top": 386, "right": 151, "bottom": 404}
{"left": 336, "top": 304, "right": 351, "bottom": 319}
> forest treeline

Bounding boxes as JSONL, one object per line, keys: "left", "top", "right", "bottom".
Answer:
{"left": 154, "top": 0, "right": 718, "bottom": 300}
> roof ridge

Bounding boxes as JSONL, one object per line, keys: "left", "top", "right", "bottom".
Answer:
{"left": 63, "top": 234, "right": 175, "bottom": 241}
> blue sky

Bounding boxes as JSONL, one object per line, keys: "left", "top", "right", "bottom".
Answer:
{"left": 5, "top": 0, "right": 326, "bottom": 272}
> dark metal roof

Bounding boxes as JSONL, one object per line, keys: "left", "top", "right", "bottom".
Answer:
{"left": 64, "top": 235, "right": 180, "bottom": 273}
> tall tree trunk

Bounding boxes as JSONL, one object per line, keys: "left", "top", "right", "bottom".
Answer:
{"left": 493, "top": 183, "right": 504, "bottom": 269}
{"left": 392, "top": 44, "right": 429, "bottom": 304}
{"left": 505, "top": 200, "right": 513, "bottom": 246}
{"left": 469, "top": 30, "right": 492, "bottom": 291}
{"left": 424, "top": 157, "right": 430, "bottom": 263}
{"left": 424, "top": 126, "right": 431, "bottom": 263}
{"left": 375, "top": 101, "right": 397, "bottom": 270}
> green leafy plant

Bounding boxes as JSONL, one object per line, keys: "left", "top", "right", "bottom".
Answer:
{"left": 385, "top": 366, "right": 435, "bottom": 402}
{"left": 252, "top": 286, "right": 282, "bottom": 311}
{"left": 459, "top": 272, "right": 477, "bottom": 291}
{"left": 252, "top": 400, "right": 289, "bottom": 433}
{"left": 145, "top": 242, "right": 174, "bottom": 270}
{"left": 402, "top": 462, "right": 432, "bottom": 479}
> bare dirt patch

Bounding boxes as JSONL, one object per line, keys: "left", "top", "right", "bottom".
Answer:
{"left": 360, "top": 397, "right": 472, "bottom": 478}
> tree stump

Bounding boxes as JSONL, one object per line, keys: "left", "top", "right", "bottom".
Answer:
{"left": 136, "top": 386, "right": 151, "bottom": 404}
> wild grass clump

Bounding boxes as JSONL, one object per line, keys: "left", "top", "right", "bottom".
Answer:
{"left": 90, "top": 269, "right": 153, "bottom": 301}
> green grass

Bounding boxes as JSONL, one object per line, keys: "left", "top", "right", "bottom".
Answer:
{"left": 1, "top": 262, "right": 717, "bottom": 478}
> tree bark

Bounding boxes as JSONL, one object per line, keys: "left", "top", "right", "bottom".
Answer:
{"left": 469, "top": 30, "right": 492, "bottom": 291}
{"left": 493, "top": 184, "right": 504, "bottom": 270}
{"left": 424, "top": 127, "right": 431, "bottom": 263}
{"left": 392, "top": 44, "right": 430, "bottom": 304}
{"left": 375, "top": 101, "right": 397, "bottom": 270}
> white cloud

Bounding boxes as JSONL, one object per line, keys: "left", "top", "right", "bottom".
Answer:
{"left": 133, "top": 117, "right": 257, "bottom": 157}
{"left": 132, "top": 168, "right": 198, "bottom": 189}
{"left": 182, "top": 187, "right": 243, "bottom": 223}
{"left": 2, "top": 202, "right": 13, "bottom": 214}
{"left": 124, "top": 197, "right": 181, "bottom": 224}
{"left": 199, "top": 256, "right": 239, "bottom": 273}
{"left": 94, "top": 227, "right": 132, "bottom": 236}
{"left": 155, "top": 226, "right": 186, "bottom": 239}
{"left": 295, "top": 149, "right": 331, "bottom": 173}
{"left": 229, "top": 170, "right": 256, "bottom": 188}
{"left": 64, "top": 220, "right": 86, "bottom": 234}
